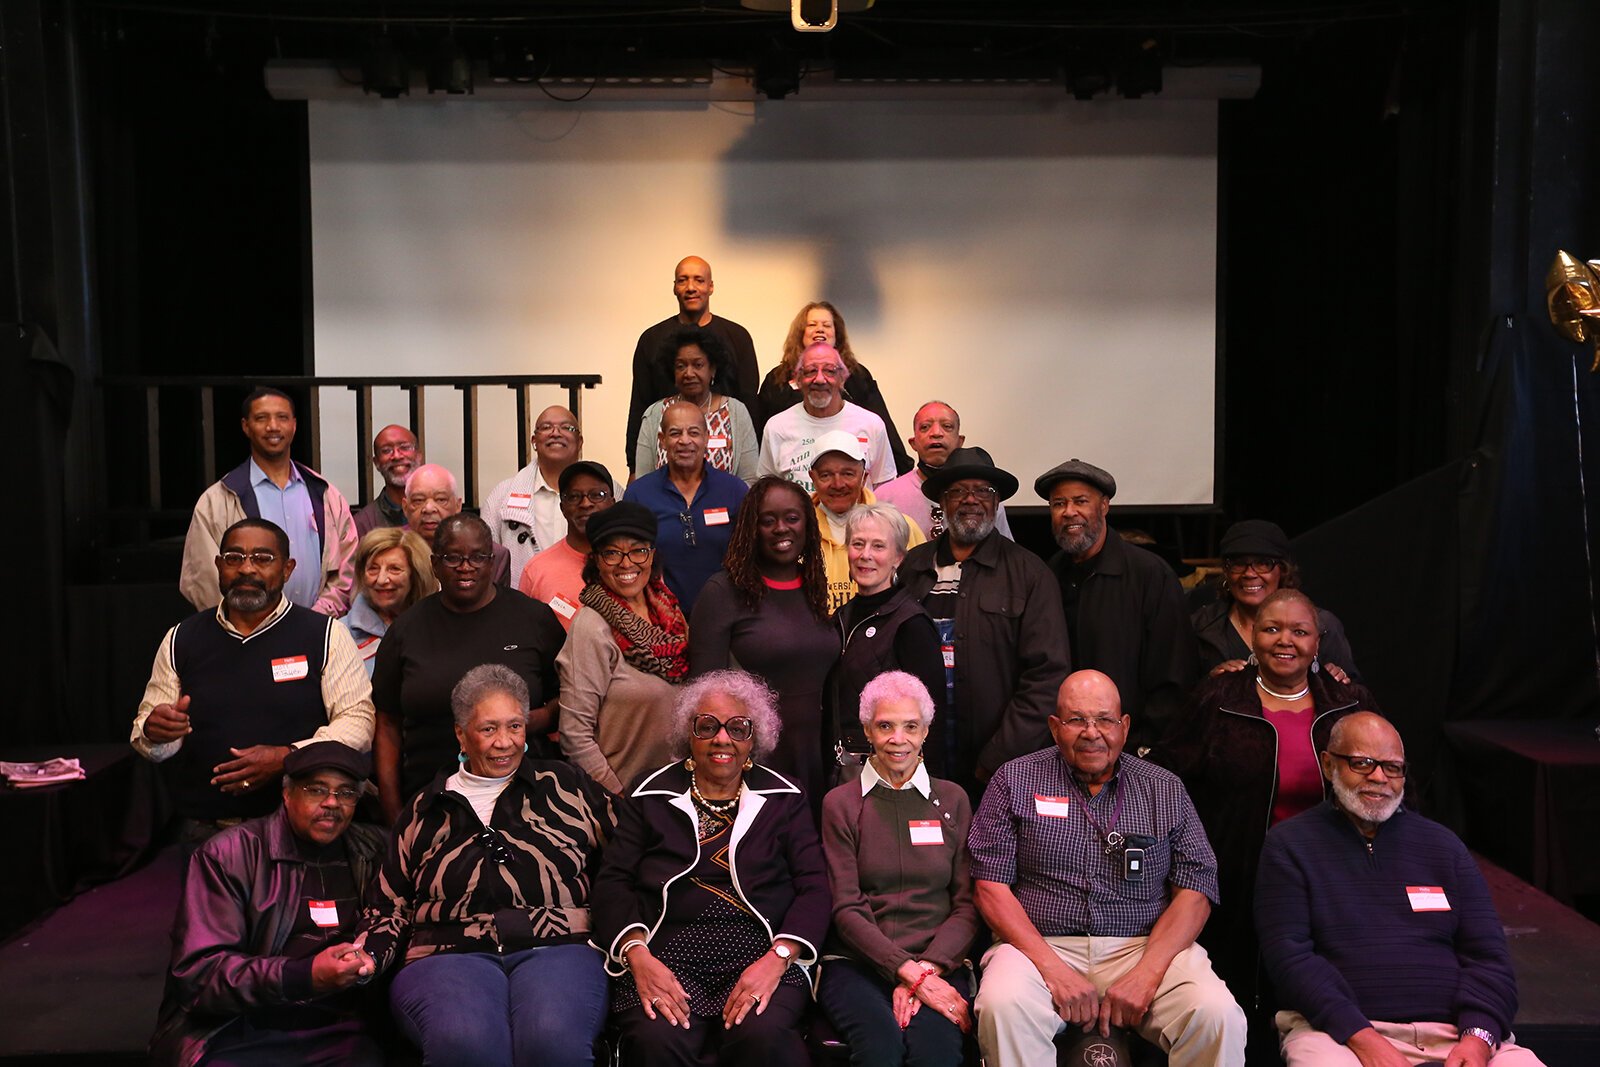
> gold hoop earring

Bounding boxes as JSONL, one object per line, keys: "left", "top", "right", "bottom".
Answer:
{"left": 743, "top": 757, "right": 754, "bottom": 771}
{"left": 684, "top": 757, "right": 695, "bottom": 772}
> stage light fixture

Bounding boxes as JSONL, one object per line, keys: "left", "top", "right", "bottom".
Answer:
{"left": 755, "top": 43, "right": 802, "bottom": 99}
{"left": 740, "top": 0, "right": 873, "bottom": 32}
{"left": 361, "top": 35, "right": 409, "bottom": 98}
{"left": 428, "top": 37, "right": 473, "bottom": 94}
{"left": 1117, "top": 38, "right": 1164, "bottom": 99}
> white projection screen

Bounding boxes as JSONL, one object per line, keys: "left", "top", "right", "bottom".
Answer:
{"left": 308, "top": 97, "right": 1217, "bottom": 508}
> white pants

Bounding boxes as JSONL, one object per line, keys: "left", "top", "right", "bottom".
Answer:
{"left": 975, "top": 936, "right": 1245, "bottom": 1067}
{"left": 1276, "top": 1011, "right": 1547, "bottom": 1066}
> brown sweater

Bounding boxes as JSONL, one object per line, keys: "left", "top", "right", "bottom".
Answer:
{"left": 819, "top": 772, "right": 978, "bottom": 981}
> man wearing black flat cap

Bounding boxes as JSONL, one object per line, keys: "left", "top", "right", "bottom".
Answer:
{"left": 898, "top": 447, "right": 1071, "bottom": 799}
{"left": 1036, "top": 459, "right": 1197, "bottom": 752}
{"left": 151, "top": 741, "right": 387, "bottom": 1067}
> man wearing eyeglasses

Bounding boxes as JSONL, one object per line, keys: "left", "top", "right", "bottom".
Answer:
{"left": 969, "top": 670, "right": 1245, "bottom": 1067}
{"left": 623, "top": 400, "right": 748, "bottom": 616}
{"left": 520, "top": 460, "right": 617, "bottom": 631}
{"left": 151, "top": 741, "right": 387, "bottom": 1067}
{"left": 756, "top": 344, "right": 896, "bottom": 493}
{"left": 898, "top": 447, "right": 1070, "bottom": 797}
{"left": 352, "top": 424, "right": 421, "bottom": 539}
{"left": 1035, "top": 459, "right": 1196, "bottom": 753}
{"left": 483, "top": 404, "right": 618, "bottom": 582}
{"left": 1256, "top": 713, "right": 1542, "bottom": 1067}
{"left": 399, "top": 463, "right": 513, "bottom": 587}
{"left": 180, "top": 386, "right": 359, "bottom": 616}
{"left": 135, "top": 519, "right": 375, "bottom": 845}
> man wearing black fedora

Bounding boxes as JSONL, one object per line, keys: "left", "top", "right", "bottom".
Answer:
{"left": 898, "top": 446, "right": 1072, "bottom": 799}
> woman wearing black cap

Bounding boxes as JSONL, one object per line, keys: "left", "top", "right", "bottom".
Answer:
{"left": 557, "top": 501, "right": 689, "bottom": 793}
{"left": 1190, "top": 518, "right": 1359, "bottom": 680}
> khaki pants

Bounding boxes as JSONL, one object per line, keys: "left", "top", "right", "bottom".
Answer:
{"left": 1276, "top": 1011, "right": 1547, "bottom": 1066}
{"left": 975, "top": 936, "right": 1245, "bottom": 1067}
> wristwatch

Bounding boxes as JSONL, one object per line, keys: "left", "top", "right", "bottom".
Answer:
{"left": 1461, "top": 1027, "right": 1498, "bottom": 1050}
{"left": 772, "top": 942, "right": 793, "bottom": 962}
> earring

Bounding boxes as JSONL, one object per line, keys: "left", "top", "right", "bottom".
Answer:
{"left": 457, "top": 752, "right": 468, "bottom": 764}
{"left": 684, "top": 757, "right": 695, "bottom": 772}
{"left": 1311, "top": 655, "right": 1321, "bottom": 675}
{"left": 743, "top": 757, "right": 754, "bottom": 771}
{"left": 523, "top": 743, "right": 530, "bottom": 753}
{"left": 1246, "top": 653, "right": 1258, "bottom": 667}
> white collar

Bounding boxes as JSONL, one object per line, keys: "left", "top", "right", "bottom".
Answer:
{"left": 860, "top": 758, "right": 931, "bottom": 798}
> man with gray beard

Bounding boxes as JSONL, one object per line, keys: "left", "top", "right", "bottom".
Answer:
{"left": 134, "top": 518, "right": 375, "bottom": 849}
{"left": 1036, "top": 459, "right": 1196, "bottom": 752}
{"left": 899, "top": 447, "right": 1071, "bottom": 799}
{"left": 1256, "top": 713, "right": 1543, "bottom": 1067}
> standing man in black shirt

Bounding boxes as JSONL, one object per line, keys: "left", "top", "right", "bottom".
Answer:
{"left": 625, "top": 255, "right": 758, "bottom": 477}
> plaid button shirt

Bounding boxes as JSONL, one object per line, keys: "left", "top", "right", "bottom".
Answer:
{"left": 968, "top": 748, "right": 1219, "bottom": 937}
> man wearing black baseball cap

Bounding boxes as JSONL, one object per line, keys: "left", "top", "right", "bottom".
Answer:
{"left": 519, "top": 459, "right": 618, "bottom": 630}
{"left": 1035, "top": 458, "right": 1196, "bottom": 751}
{"left": 897, "top": 447, "right": 1071, "bottom": 798}
{"left": 151, "top": 741, "right": 386, "bottom": 1067}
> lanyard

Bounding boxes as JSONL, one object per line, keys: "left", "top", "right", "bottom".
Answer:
{"left": 1071, "top": 771, "right": 1125, "bottom": 855}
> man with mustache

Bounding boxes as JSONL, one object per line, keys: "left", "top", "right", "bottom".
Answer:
{"left": 876, "top": 400, "right": 1015, "bottom": 541}
{"left": 1035, "top": 458, "right": 1196, "bottom": 752}
{"left": 150, "top": 741, "right": 387, "bottom": 1067}
{"left": 969, "top": 670, "right": 1244, "bottom": 1067}
{"left": 135, "top": 518, "right": 375, "bottom": 848}
{"left": 352, "top": 424, "right": 421, "bottom": 539}
{"left": 756, "top": 343, "right": 896, "bottom": 493}
{"left": 180, "top": 387, "right": 358, "bottom": 616}
{"left": 898, "top": 447, "right": 1070, "bottom": 797}
{"left": 1256, "top": 713, "right": 1543, "bottom": 1067}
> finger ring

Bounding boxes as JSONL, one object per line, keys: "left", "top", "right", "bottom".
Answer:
{"left": 750, "top": 993, "right": 761, "bottom": 1004}
{"left": 242, "top": 780, "right": 251, "bottom": 789}
{"left": 649, "top": 996, "right": 660, "bottom": 1007}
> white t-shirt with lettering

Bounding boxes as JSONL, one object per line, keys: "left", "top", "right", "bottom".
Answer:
{"left": 756, "top": 401, "right": 895, "bottom": 493}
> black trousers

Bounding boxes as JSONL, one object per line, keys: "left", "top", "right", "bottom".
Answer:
{"left": 613, "top": 982, "right": 810, "bottom": 1067}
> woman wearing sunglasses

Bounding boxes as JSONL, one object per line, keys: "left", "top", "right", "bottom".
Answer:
{"left": 593, "top": 670, "right": 831, "bottom": 1067}
{"left": 558, "top": 502, "right": 688, "bottom": 794}
{"left": 358, "top": 663, "right": 617, "bottom": 1067}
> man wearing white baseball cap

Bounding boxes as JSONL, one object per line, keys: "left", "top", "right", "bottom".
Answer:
{"left": 808, "top": 430, "right": 925, "bottom": 613}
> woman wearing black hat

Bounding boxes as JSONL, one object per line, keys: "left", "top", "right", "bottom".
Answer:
{"left": 557, "top": 501, "right": 689, "bottom": 793}
{"left": 1190, "top": 519, "right": 1359, "bottom": 681}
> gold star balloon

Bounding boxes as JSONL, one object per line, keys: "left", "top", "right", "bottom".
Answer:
{"left": 1546, "top": 249, "right": 1600, "bottom": 371}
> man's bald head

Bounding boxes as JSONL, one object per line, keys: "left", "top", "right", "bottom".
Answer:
{"left": 1049, "top": 670, "right": 1128, "bottom": 787}
{"left": 533, "top": 406, "right": 581, "bottom": 470}
{"left": 1323, "top": 711, "right": 1405, "bottom": 834}
{"left": 1327, "top": 711, "right": 1401, "bottom": 757}
{"left": 673, "top": 256, "right": 714, "bottom": 322}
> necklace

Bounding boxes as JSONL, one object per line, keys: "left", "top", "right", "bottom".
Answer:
{"left": 1256, "top": 675, "right": 1310, "bottom": 701}
{"left": 690, "top": 774, "right": 738, "bottom": 814}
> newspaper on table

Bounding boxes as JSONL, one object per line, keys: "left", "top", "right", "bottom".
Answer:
{"left": 0, "top": 757, "right": 86, "bottom": 789}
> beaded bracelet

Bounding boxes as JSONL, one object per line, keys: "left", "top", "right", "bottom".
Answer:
{"left": 909, "top": 966, "right": 938, "bottom": 996}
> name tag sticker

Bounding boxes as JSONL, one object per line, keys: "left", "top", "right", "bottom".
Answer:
{"left": 856, "top": 433, "right": 870, "bottom": 449}
{"left": 908, "top": 820, "right": 943, "bottom": 846}
{"left": 1034, "top": 795, "right": 1072, "bottom": 818}
{"left": 271, "top": 655, "right": 309, "bottom": 683}
{"left": 704, "top": 507, "right": 730, "bottom": 526}
{"left": 308, "top": 899, "right": 340, "bottom": 927}
{"left": 549, "top": 595, "right": 577, "bottom": 620}
{"left": 707, "top": 436, "right": 729, "bottom": 450}
{"left": 504, "top": 492, "right": 532, "bottom": 510}
{"left": 1407, "top": 886, "right": 1451, "bottom": 912}
{"left": 941, "top": 644, "right": 956, "bottom": 669}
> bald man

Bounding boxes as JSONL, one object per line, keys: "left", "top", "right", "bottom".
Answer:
{"left": 401, "top": 464, "right": 513, "bottom": 588}
{"left": 352, "top": 424, "right": 420, "bottom": 538}
{"left": 482, "top": 405, "right": 615, "bottom": 582}
{"left": 1257, "top": 713, "right": 1542, "bottom": 1067}
{"left": 625, "top": 255, "right": 759, "bottom": 475}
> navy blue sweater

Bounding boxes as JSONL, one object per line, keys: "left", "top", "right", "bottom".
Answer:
{"left": 1254, "top": 801, "right": 1517, "bottom": 1045}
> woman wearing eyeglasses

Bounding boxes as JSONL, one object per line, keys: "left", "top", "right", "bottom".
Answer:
{"left": 690, "top": 476, "right": 841, "bottom": 807}
{"left": 1153, "top": 588, "right": 1379, "bottom": 1025}
{"left": 371, "top": 514, "right": 567, "bottom": 824}
{"left": 592, "top": 670, "right": 831, "bottom": 1067}
{"left": 557, "top": 502, "right": 688, "bottom": 794}
{"left": 1191, "top": 519, "right": 1359, "bottom": 681}
{"left": 358, "top": 663, "right": 616, "bottom": 1067}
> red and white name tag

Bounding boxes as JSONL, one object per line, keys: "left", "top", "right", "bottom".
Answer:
{"left": 707, "top": 435, "right": 729, "bottom": 450}
{"left": 704, "top": 507, "right": 730, "bottom": 526}
{"left": 856, "top": 433, "right": 870, "bottom": 448}
{"left": 908, "top": 820, "right": 943, "bottom": 846}
{"left": 271, "top": 655, "right": 309, "bottom": 683}
{"left": 1407, "top": 886, "right": 1451, "bottom": 912}
{"left": 1034, "top": 795, "right": 1072, "bottom": 818}
{"left": 941, "top": 644, "right": 955, "bottom": 669}
{"left": 308, "top": 899, "right": 340, "bottom": 927}
{"left": 549, "top": 595, "right": 577, "bottom": 620}
{"left": 504, "top": 492, "right": 532, "bottom": 510}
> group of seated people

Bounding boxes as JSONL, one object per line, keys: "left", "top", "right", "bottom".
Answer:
{"left": 135, "top": 256, "right": 1541, "bottom": 1067}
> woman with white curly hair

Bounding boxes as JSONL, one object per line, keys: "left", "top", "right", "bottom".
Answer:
{"left": 591, "top": 670, "right": 832, "bottom": 1067}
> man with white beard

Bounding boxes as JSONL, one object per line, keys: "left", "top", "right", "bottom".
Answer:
{"left": 1255, "top": 713, "right": 1544, "bottom": 1067}
{"left": 897, "top": 447, "right": 1070, "bottom": 799}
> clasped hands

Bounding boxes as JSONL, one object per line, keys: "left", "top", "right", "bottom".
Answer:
{"left": 627, "top": 941, "right": 788, "bottom": 1031}
{"left": 893, "top": 959, "right": 972, "bottom": 1033}
{"left": 1041, "top": 956, "right": 1159, "bottom": 1036}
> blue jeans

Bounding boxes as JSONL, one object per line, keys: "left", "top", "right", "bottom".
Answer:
{"left": 390, "top": 944, "right": 607, "bottom": 1067}
{"left": 816, "top": 957, "right": 969, "bottom": 1067}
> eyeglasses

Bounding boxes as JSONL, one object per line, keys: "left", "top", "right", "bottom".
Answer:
{"left": 220, "top": 550, "right": 278, "bottom": 567}
{"left": 295, "top": 783, "right": 361, "bottom": 803}
{"left": 560, "top": 489, "right": 612, "bottom": 505}
{"left": 536, "top": 421, "right": 579, "bottom": 436}
{"left": 1055, "top": 714, "right": 1124, "bottom": 732}
{"left": 941, "top": 485, "right": 999, "bottom": 504}
{"left": 691, "top": 714, "right": 755, "bottom": 742}
{"left": 476, "top": 828, "right": 513, "bottom": 865}
{"left": 797, "top": 365, "right": 845, "bottom": 382}
{"left": 598, "top": 545, "right": 654, "bottom": 566}
{"left": 678, "top": 512, "right": 697, "bottom": 546}
{"left": 1223, "top": 556, "right": 1283, "bottom": 575}
{"left": 375, "top": 442, "right": 417, "bottom": 458}
{"left": 1325, "top": 751, "right": 1408, "bottom": 778}
{"left": 438, "top": 551, "right": 493, "bottom": 569}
